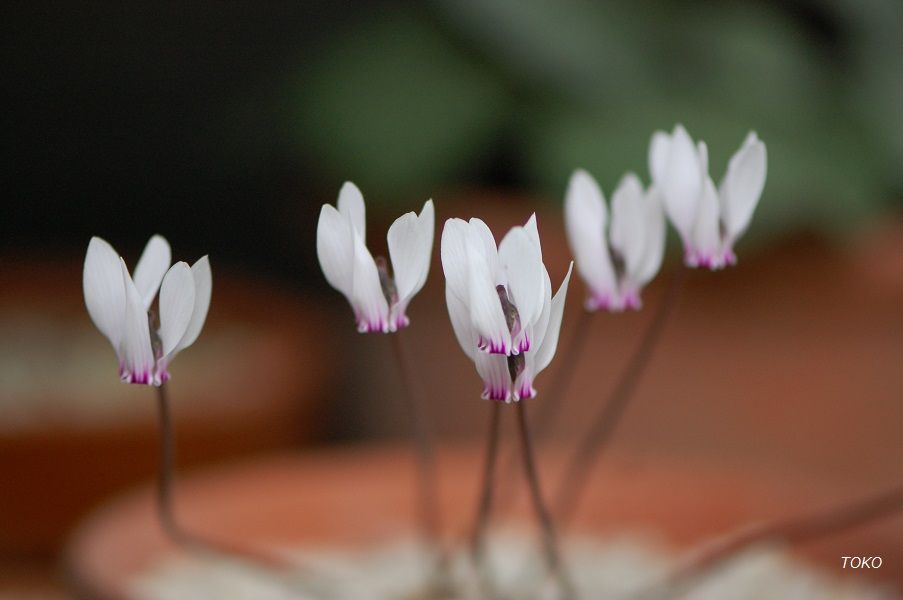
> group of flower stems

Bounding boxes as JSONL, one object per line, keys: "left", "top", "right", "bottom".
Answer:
{"left": 83, "top": 123, "right": 903, "bottom": 598}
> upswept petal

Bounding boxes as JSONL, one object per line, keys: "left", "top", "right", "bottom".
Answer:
{"left": 610, "top": 173, "right": 648, "bottom": 279}
{"left": 634, "top": 186, "right": 666, "bottom": 286}
{"left": 648, "top": 130, "right": 671, "bottom": 188}
{"left": 467, "top": 218, "right": 501, "bottom": 285}
{"left": 317, "top": 204, "right": 355, "bottom": 298}
{"left": 174, "top": 256, "right": 212, "bottom": 354}
{"left": 158, "top": 262, "right": 196, "bottom": 358}
{"left": 118, "top": 259, "right": 154, "bottom": 385}
{"left": 445, "top": 286, "right": 476, "bottom": 360}
{"left": 690, "top": 176, "right": 723, "bottom": 269}
{"left": 533, "top": 262, "right": 572, "bottom": 377}
{"left": 474, "top": 351, "right": 511, "bottom": 402}
{"left": 498, "top": 226, "right": 544, "bottom": 351}
{"left": 132, "top": 235, "right": 171, "bottom": 310}
{"left": 440, "top": 218, "right": 470, "bottom": 302}
{"left": 523, "top": 213, "right": 542, "bottom": 260}
{"left": 564, "top": 169, "right": 617, "bottom": 310}
{"left": 529, "top": 268, "right": 553, "bottom": 353}
{"left": 337, "top": 181, "right": 366, "bottom": 242}
{"left": 659, "top": 125, "right": 703, "bottom": 245}
{"left": 466, "top": 235, "right": 511, "bottom": 354}
{"left": 719, "top": 132, "right": 767, "bottom": 243}
{"left": 513, "top": 351, "right": 537, "bottom": 401}
{"left": 84, "top": 236, "right": 126, "bottom": 348}
{"left": 388, "top": 199, "right": 434, "bottom": 326}
{"left": 350, "top": 232, "right": 389, "bottom": 332}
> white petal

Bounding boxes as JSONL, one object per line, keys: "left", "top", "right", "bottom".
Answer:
{"left": 690, "top": 176, "right": 723, "bottom": 269}
{"left": 499, "top": 226, "right": 544, "bottom": 352}
{"left": 609, "top": 172, "right": 648, "bottom": 279}
{"left": 533, "top": 262, "right": 572, "bottom": 377}
{"left": 132, "top": 235, "right": 171, "bottom": 310}
{"left": 388, "top": 199, "right": 434, "bottom": 327}
{"left": 466, "top": 231, "right": 511, "bottom": 354}
{"left": 528, "top": 268, "right": 553, "bottom": 354}
{"left": 175, "top": 255, "right": 212, "bottom": 353}
{"left": 83, "top": 236, "right": 126, "bottom": 348}
{"left": 474, "top": 351, "right": 511, "bottom": 402}
{"left": 660, "top": 125, "right": 704, "bottom": 246}
{"left": 446, "top": 286, "right": 476, "bottom": 360}
{"left": 634, "top": 185, "right": 666, "bottom": 287}
{"left": 467, "top": 218, "right": 501, "bottom": 285}
{"left": 440, "top": 218, "right": 470, "bottom": 303}
{"left": 158, "top": 262, "right": 196, "bottom": 357}
{"left": 648, "top": 130, "right": 671, "bottom": 187}
{"left": 523, "top": 213, "right": 542, "bottom": 260}
{"left": 118, "top": 259, "right": 154, "bottom": 385}
{"left": 316, "top": 204, "right": 355, "bottom": 298}
{"left": 720, "top": 132, "right": 767, "bottom": 243}
{"left": 351, "top": 231, "right": 390, "bottom": 332}
{"left": 563, "top": 169, "right": 617, "bottom": 310}
{"left": 337, "top": 181, "right": 366, "bottom": 243}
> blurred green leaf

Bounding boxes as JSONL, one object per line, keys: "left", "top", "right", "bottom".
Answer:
{"left": 291, "top": 13, "right": 508, "bottom": 205}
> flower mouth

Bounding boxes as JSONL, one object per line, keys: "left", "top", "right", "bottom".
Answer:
{"left": 496, "top": 285, "right": 526, "bottom": 354}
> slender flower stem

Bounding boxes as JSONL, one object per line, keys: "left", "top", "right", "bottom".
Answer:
{"left": 153, "top": 384, "right": 297, "bottom": 572}
{"left": 389, "top": 333, "right": 447, "bottom": 569}
{"left": 554, "top": 267, "right": 688, "bottom": 527}
{"left": 471, "top": 401, "right": 502, "bottom": 566}
{"left": 639, "top": 484, "right": 903, "bottom": 599}
{"left": 516, "top": 401, "right": 575, "bottom": 598}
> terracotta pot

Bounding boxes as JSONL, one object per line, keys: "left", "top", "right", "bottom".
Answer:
{"left": 65, "top": 444, "right": 903, "bottom": 598}
{"left": 0, "top": 258, "right": 341, "bottom": 558}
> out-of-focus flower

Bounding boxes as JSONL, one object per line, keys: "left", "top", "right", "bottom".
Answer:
{"left": 317, "top": 182, "right": 434, "bottom": 333}
{"left": 83, "top": 235, "right": 212, "bottom": 385}
{"left": 649, "top": 125, "right": 767, "bottom": 269}
{"left": 441, "top": 215, "right": 572, "bottom": 401}
{"left": 564, "top": 169, "right": 665, "bottom": 311}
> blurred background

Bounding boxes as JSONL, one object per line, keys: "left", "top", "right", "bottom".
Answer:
{"left": 2, "top": 1, "right": 902, "bottom": 597}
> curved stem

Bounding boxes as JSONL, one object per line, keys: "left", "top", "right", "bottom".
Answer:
{"left": 516, "top": 402, "right": 575, "bottom": 598}
{"left": 554, "top": 267, "right": 688, "bottom": 526}
{"left": 154, "top": 384, "right": 297, "bottom": 571}
{"left": 639, "top": 484, "right": 903, "bottom": 599}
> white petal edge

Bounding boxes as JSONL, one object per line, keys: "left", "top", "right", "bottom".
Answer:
{"left": 609, "top": 172, "right": 648, "bottom": 280}
{"left": 337, "top": 181, "right": 366, "bottom": 243}
{"left": 158, "top": 262, "right": 196, "bottom": 357}
{"left": 563, "top": 169, "right": 617, "bottom": 309}
{"left": 176, "top": 256, "right": 212, "bottom": 353}
{"left": 132, "top": 235, "right": 171, "bottom": 310}
{"left": 533, "top": 262, "right": 573, "bottom": 376}
{"left": 317, "top": 204, "right": 355, "bottom": 299}
{"left": 498, "top": 225, "right": 544, "bottom": 350}
{"left": 118, "top": 258, "right": 154, "bottom": 384}
{"left": 83, "top": 236, "right": 126, "bottom": 348}
{"left": 720, "top": 132, "right": 767, "bottom": 243}
{"left": 388, "top": 199, "right": 434, "bottom": 324}
{"left": 660, "top": 124, "right": 704, "bottom": 246}
{"left": 350, "top": 230, "right": 390, "bottom": 332}
{"left": 466, "top": 230, "right": 511, "bottom": 354}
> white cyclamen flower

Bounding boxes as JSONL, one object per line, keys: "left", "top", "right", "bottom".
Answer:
{"left": 649, "top": 125, "right": 767, "bottom": 269}
{"left": 317, "top": 182, "right": 434, "bottom": 333}
{"left": 83, "top": 235, "right": 212, "bottom": 385}
{"left": 441, "top": 215, "right": 572, "bottom": 402}
{"left": 564, "top": 169, "right": 665, "bottom": 311}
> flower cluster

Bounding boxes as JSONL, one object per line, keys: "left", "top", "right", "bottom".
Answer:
{"left": 564, "top": 170, "right": 665, "bottom": 311}
{"left": 441, "top": 215, "right": 572, "bottom": 402}
{"left": 317, "top": 182, "right": 434, "bottom": 333}
{"left": 650, "top": 125, "right": 767, "bottom": 269}
{"left": 83, "top": 235, "right": 211, "bottom": 386}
